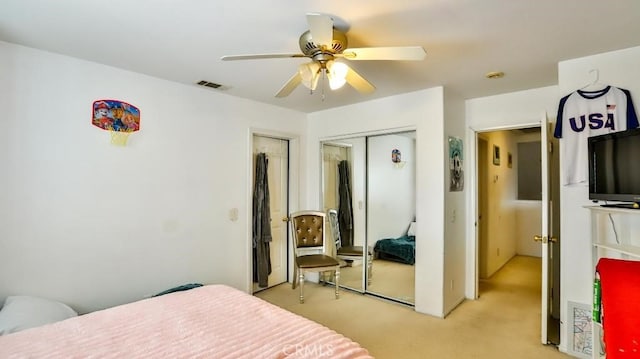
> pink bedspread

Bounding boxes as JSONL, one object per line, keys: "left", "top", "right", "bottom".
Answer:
{"left": 0, "top": 285, "right": 372, "bottom": 358}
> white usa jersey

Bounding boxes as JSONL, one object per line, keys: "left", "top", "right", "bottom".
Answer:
{"left": 554, "top": 86, "right": 638, "bottom": 185}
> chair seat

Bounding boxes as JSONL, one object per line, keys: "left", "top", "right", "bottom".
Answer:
{"left": 296, "top": 254, "right": 339, "bottom": 268}
{"left": 337, "top": 245, "right": 373, "bottom": 256}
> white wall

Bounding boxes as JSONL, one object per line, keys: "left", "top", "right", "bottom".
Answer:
{"left": 557, "top": 46, "right": 640, "bottom": 354}
{"left": 307, "top": 88, "right": 449, "bottom": 316}
{"left": 478, "top": 131, "right": 518, "bottom": 279}
{"left": 368, "top": 134, "right": 416, "bottom": 242}
{"left": 443, "top": 89, "right": 467, "bottom": 314}
{"left": 0, "top": 41, "right": 306, "bottom": 313}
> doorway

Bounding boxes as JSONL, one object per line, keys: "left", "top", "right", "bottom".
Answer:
{"left": 474, "top": 125, "right": 560, "bottom": 345}
{"left": 252, "top": 135, "right": 289, "bottom": 292}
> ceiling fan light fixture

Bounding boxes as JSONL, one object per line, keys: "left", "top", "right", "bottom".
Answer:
{"left": 327, "top": 61, "right": 348, "bottom": 90}
{"left": 221, "top": 14, "right": 423, "bottom": 98}
{"left": 329, "top": 76, "right": 346, "bottom": 90}
{"left": 298, "top": 62, "right": 321, "bottom": 90}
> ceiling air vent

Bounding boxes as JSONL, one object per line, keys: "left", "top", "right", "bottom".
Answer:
{"left": 196, "top": 80, "right": 226, "bottom": 90}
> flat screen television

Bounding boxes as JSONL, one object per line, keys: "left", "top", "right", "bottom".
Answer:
{"left": 588, "top": 127, "right": 640, "bottom": 207}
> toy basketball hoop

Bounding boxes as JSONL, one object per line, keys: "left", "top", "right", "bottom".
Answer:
{"left": 92, "top": 99, "right": 140, "bottom": 146}
{"left": 109, "top": 130, "right": 132, "bottom": 146}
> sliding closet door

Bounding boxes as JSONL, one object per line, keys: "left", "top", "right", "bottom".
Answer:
{"left": 321, "top": 132, "right": 416, "bottom": 304}
{"left": 366, "top": 133, "right": 416, "bottom": 304}
{"left": 322, "top": 141, "right": 364, "bottom": 292}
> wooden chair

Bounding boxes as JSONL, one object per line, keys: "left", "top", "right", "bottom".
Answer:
{"left": 328, "top": 209, "right": 373, "bottom": 285}
{"left": 290, "top": 210, "right": 340, "bottom": 303}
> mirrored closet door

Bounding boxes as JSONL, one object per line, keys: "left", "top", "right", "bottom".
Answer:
{"left": 322, "top": 138, "right": 365, "bottom": 292}
{"left": 321, "top": 131, "right": 416, "bottom": 304}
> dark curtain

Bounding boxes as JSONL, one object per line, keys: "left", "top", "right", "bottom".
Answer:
{"left": 252, "top": 153, "right": 272, "bottom": 288}
{"left": 338, "top": 160, "right": 354, "bottom": 247}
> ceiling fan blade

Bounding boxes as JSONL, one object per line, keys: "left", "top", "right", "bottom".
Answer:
{"left": 344, "top": 65, "right": 375, "bottom": 94}
{"left": 340, "top": 46, "right": 426, "bottom": 61}
{"left": 221, "top": 53, "right": 306, "bottom": 61}
{"left": 306, "top": 13, "right": 334, "bottom": 47}
{"left": 275, "top": 72, "right": 302, "bottom": 98}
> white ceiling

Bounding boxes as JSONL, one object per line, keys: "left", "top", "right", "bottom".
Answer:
{"left": 2, "top": 0, "right": 639, "bottom": 113}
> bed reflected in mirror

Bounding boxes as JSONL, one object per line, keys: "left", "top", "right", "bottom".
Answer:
{"left": 321, "top": 131, "right": 416, "bottom": 304}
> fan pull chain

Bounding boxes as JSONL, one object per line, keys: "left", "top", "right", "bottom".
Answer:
{"left": 321, "top": 68, "right": 326, "bottom": 101}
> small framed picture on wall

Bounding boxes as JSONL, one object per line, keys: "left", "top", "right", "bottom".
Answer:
{"left": 493, "top": 145, "right": 500, "bottom": 166}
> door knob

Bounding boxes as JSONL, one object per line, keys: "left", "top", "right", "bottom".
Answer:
{"left": 534, "top": 235, "right": 547, "bottom": 243}
{"left": 282, "top": 216, "right": 290, "bottom": 222}
{"left": 534, "top": 235, "right": 557, "bottom": 243}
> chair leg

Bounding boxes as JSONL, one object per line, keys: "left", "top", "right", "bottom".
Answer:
{"left": 292, "top": 265, "right": 298, "bottom": 289}
{"left": 334, "top": 268, "right": 340, "bottom": 299}
{"left": 299, "top": 270, "right": 305, "bottom": 303}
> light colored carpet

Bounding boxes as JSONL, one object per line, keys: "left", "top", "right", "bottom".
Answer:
{"left": 330, "top": 259, "right": 415, "bottom": 303}
{"left": 366, "top": 259, "right": 414, "bottom": 303}
{"left": 256, "top": 255, "right": 569, "bottom": 359}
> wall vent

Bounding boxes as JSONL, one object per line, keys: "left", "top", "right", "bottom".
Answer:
{"left": 196, "top": 80, "right": 226, "bottom": 90}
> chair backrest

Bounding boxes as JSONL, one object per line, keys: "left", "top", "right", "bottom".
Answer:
{"left": 290, "top": 211, "right": 328, "bottom": 255}
{"left": 327, "top": 209, "right": 342, "bottom": 250}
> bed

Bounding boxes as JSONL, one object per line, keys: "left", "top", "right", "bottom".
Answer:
{"left": 373, "top": 221, "right": 416, "bottom": 265}
{"left": 0, "top": 284, "right": 371, "bottom": 359}
{"left": 374, "top": 235, "right": 415, "bottom": 265}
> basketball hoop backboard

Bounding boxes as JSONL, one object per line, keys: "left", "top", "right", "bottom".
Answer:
{"left": 92, "top": 99, "right": 140, "bottom": 146}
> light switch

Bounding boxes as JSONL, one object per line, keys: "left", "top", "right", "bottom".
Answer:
{"left": 229, "top": 208, "right": 238, "bottom": 221}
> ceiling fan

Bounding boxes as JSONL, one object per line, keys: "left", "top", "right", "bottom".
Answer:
{"left": 221, "top": 13, "right": 427, "bottom": 98}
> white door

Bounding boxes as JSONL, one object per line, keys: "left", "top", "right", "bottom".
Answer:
{"left": 253, "top": 135, "right": 288, "bottom": 291}
{"left": 538, "top": 112, "right": 550, "bottom": 344}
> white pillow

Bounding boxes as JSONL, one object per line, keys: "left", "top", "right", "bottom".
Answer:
{"left": 407, "top": 221, "right": 416, "bottom": 237}
{"left": 0, "top": 295, "right": 77, "bottom": 335}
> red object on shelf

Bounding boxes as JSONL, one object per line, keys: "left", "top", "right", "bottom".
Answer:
{"left": 596, "top": 258, "right": 640, "bottom": 358}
